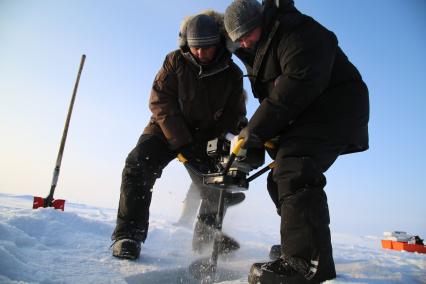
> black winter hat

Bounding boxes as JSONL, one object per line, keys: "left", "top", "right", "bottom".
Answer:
{"left": 186, "top": 14, "right": 221, "bottom": 48}
{"left": 224, "top": 0, "right": 263, "bottom": 42}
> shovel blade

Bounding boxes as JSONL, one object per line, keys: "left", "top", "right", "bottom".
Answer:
{"left": 52, "top": 199, "right": 65, "bottom": 210}
{"left": 32, "top": 196, "right": 45, "bottom": 209}
{"left": 33, "top": 197, "right": 65, "bottom": 211}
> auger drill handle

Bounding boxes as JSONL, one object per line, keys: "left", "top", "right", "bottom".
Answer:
{"left": 177, "top": 139, "right": 244, "bottom": 176}
{"left": 221, "top": 138, "right": 244, "bottom": 174}
{"left": 178, "top": 138, "right": 273, "bottom": 178}
{"left": 245, "top": 140, "right": 276, "bottom": 183}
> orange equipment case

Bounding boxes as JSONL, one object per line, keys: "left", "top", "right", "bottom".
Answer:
{"left": 381, "top": 240, "right": 426, "bottom": 254}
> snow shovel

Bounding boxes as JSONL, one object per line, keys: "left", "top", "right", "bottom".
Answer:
{"left": 33, "top": 54, "right": 86, "bottom": 211}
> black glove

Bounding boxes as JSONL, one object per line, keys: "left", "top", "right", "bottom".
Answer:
{"left": 238, "top": 127, "right": 264, "bottom": 149}
{"left": 179, "top": 144, "right": 216, "bottom": 174}
{"left": 192, "top": 128, "right": 216, "bottom": 143}
{"left": 237, "top": 117, "right": 248, "bottom": 131}
{"left": 179, "top": 144, "right": 201, "bottom": 162}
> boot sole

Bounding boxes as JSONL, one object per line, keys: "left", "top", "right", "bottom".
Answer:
{"left": 248, "top": 263, "right": 318, "bottom": 284}
{"left": 112, "top": 251, "right": 139, "bottom": 260}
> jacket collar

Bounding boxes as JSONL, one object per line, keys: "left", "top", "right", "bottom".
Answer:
{"left": 181, "top": 46, "right": 231, "bottom": 78}
{"left": 238, "top": 0, "right": 303, "bottom": 83}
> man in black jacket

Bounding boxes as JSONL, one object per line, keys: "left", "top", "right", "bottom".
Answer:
{"left": 224, "top": 0, "right": 369, "bottom": 283}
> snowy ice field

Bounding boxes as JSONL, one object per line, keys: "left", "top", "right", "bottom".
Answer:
{"left": 0, "top": 193, "right": 425, "bottom": 284}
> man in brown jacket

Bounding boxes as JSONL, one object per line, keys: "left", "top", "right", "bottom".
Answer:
{"left": 111, "top": 12, "right": 247, "bottom": 260}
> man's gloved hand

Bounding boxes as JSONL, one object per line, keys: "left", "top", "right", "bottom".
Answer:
{"left": 192, "top": 128, "right": 216, "bottom": 143}
{"left": 179, "top": 143, "right": 200, "bottom": 162}
{"left": 237, "top": 117, "right": 248, "bottom": 131}
{"left": 238, "top": 127, "right": 264, "bottom": 149}
{"left": 178, "top": 143, "right": 217, "bottom": 174}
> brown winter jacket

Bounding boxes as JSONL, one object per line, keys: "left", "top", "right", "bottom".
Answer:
{"left": 143, "top": 13, "right": 246, "bottom": 150}
{"left": 235, "top": 1, "right": 369, "bottom": 154}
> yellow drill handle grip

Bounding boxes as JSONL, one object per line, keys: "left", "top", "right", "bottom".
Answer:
{"left": 232, "top": 139, "right": 244, "bottom": 155}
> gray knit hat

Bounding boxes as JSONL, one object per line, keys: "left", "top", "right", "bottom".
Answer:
{"left": 224, "top": 0, "right": 263, "bottom": 42}
{"left": 186, "top": 14, "right": 221, "bottom": 47}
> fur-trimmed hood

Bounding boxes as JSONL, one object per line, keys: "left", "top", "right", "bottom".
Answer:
{"left": 178, "top": 10, "right": 238, "bottom": 52}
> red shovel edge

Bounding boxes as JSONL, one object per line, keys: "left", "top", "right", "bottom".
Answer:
{"left": 33, "top": 197, "right": 65, "bottom": 211}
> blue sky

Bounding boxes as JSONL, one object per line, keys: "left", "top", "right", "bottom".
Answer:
{"left": 0, "top": 0, "right": 425, "bottom": 237}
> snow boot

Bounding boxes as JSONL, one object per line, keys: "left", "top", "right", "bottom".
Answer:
{"left": 112, "top": 238, "right": 141, "bottom": 260}
{"left": 248, "top": 257, "right": 321, "bottom": 284}
{"left": 269, "top": 244, "right": 281, "bottom": 260}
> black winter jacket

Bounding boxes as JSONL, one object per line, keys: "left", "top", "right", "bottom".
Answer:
{"left": 235, "top": 1, "right": 369, "bottom": 154}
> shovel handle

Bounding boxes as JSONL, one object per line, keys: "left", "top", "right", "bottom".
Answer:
{"left": 47, "top": 54, "right": 86, "bottom": 201}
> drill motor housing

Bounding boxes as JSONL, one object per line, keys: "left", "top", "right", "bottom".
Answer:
{"left": 203, "top": 136, "right": 265, "bottom": 190}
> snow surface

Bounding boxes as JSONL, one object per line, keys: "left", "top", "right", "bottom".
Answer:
{"left": 0, "top": 193, "right": 425, "bottom": 284}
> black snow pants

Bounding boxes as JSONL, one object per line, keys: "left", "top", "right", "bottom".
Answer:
{"left": 111, "top": 134, "right": 175, "bottom": 242}
{"left": 266, "top": 136, "right": 346, "bottom": 279}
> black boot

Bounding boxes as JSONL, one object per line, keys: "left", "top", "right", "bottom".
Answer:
{"left": 112, "top": 239, "right": 141, "bottom": 260}
{"left": 248, "top": 257, "right": 319, "bottom": 284}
